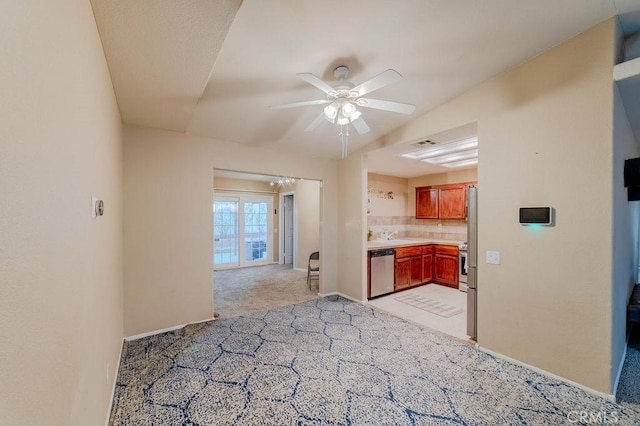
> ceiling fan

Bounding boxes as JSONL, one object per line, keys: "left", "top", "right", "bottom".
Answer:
{"left": 271, "top": 65, "right": 416, "bottom": 157}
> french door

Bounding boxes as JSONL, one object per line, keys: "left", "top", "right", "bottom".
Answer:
{"left": 213, "top": 194, "right": 272, "bottom": 269}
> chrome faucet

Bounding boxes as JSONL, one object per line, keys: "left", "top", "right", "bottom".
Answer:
{"left": 381, "top": 230, "right": 398, "bottom": 240}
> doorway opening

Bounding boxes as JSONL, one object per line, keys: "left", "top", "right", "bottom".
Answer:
{"left": 364, "top": 122, "right": 478, "bottom": 342}
{"left": 212, "top": 169, "right": 322, "bottom": 318}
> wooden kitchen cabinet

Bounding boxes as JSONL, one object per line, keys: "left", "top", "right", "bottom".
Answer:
{"left": 438, "top": 185, "right": 466, "bottom": 219}
{"left": 416, "top": 187, "right": 438, "bottom": 219}
{"left": 434, "top": 245, "right": 459, "bottom": 288}
{"left": 415, "top": 182, "right": 475, "bottom": 220}
{"left": 422, "top": 250, "right": 434, "bottom": 282}
{"left": 372, "top": 243, "right": 459, "bottom": 299}
{"left": 394, "top": 244, "right": 436, "bottom": 291}
{"left": 394, "top": 257, "right": 411, "bottom": 290}
{"left": 409, "top": 256, "right": 423, "bottom": 286}
{"left": 395, "top": 246, "right": 424, "bottom": 291}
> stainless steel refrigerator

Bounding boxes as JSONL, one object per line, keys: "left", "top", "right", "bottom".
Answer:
{"left": 467, "top": 185, "right": 478, "bottom": 340}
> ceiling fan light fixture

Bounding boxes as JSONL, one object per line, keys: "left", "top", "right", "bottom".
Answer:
{"left": 324, "top": 103, "right": 338, "bottom": 120}
{"left": 274, "top": 66, "right": 415, "bottom": 158}
{"left": 342, "top": 101, "right": 356, "bottom": 117}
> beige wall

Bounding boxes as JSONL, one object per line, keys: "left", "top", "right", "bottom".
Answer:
{"left": 367, "top": 173, "right": 408, "bottom": 216}
{"left": 123, "top": 125, "right": 339, "bottom": 336}
{"left": 0, "top": 0, "right": 124, "bottom": 424}
{"left": 213, "top": 176, "right": 280, "bottom": 263}
{"left": 360, "top": 20, "right": 620, "bottom": 394}
{"left": 338, "top": 153, "right": 368, "bottom": 301}
{"left": 290, "top": 179, "right": 321, "bottom": 270}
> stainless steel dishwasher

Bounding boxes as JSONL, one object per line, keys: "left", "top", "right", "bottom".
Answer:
{"left": 369, "top": 248, "right": 395, "bottom": 298}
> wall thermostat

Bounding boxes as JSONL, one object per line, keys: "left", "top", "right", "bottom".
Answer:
{"left": 519, "top": 207, "right": 553, "bottom": 225}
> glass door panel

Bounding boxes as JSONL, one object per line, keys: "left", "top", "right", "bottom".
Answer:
{"left": 214, "top": 195, "right": 272, "bottom": 269}
{"left": 244, "top": 201, "right": 268, "bottom": 263}
{"left": 214, "top": 198, "right": 239, "bottom": 267}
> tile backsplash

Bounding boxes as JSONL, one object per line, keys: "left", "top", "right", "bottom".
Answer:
{"left": 368, "top": 216, "right": 467, "bottom": 242}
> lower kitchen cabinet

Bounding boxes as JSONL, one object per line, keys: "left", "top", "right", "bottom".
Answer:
{"left": 422, "top": 252, "right": 434, "bottom": 282}
{"left": 394, "top": 257, "right": 411, "bottom": 291}
{"left": 392, "top": 244, "right": 457, "bottom": 293}
{"left": 410, "top": 255, "right": 423, "bottom": 286}
{"left": 433, "top": 244, "right": 459, "bottom": 288}
{"left": 434, "top": 254, "right": 458, "bottom": 287}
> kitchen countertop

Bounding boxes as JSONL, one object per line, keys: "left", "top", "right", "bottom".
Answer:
{"left": 367, "top": 238, "right": 465, "bottom": 250}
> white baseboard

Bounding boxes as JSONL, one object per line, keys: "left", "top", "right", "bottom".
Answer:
{"left": 611, "top": 323, "right": 635, "bottom": 401}
{"left": 294, "top": 267, "right": 306, "bottom": 272}
{"left": 612, "top": 344, "right": 627, "bottom": 401}
{"left": 125, "top": 316, "right": 215, "bottom": 341}
{"left": 477, "top": 345, "right": 616, "bottom": 402}
{"left": 105, "top": 339, "right": 124, "bottom": 426}
{"left": 317, "top": 291, "right": 366, "bottom": 304}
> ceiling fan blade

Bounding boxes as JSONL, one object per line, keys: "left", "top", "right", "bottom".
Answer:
{"left": 357, "top": 98, "right": 416, "bottom": 115}
{"left": 270, "top": 99, "right": 331, "bottom": 110}
{"left": 351, "top": 116, "right": 371, "bottom": 135}
{"left": 297, "top": 73, "right": 336, "bottom": 95}
{"left": 304, "top": 112, "right": 326, "bottom": 132}
{"left": 351, "top": 69, "right": 402, "bottom": 96}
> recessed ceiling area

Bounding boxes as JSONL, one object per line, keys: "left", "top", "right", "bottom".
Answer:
{"left": 366, "top": 122, "right": 478, "bottom": 178}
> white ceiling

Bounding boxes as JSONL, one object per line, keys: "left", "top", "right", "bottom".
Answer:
{"left": 91, "top": 0, "right": 640, "bottom": 177}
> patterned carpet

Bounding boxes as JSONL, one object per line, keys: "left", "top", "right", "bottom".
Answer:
{"left": 109, "top": 296, "right": 640, "bottom": 425}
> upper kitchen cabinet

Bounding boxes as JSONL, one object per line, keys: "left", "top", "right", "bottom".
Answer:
{"left": 438, "top": 185, "right": 466, "bottom": 219}
{"left": 416, "top": 182, "right": 475, "bottom": 219}
{"left": 415, "top": 187, "right": 438, "bottom": 218}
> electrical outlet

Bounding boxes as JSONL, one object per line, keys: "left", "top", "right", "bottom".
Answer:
{"left": 486, "top": 251, "right": 500, "bottom": 265}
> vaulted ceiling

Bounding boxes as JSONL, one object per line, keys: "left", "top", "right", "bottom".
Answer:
{"left": 91, "top": 0, "right": 640, "bottom": 163}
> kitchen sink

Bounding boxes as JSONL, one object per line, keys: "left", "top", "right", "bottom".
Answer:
{"left": 372, "top": 239, "right": 414, "bottom": 244}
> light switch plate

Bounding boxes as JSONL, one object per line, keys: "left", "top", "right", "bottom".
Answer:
{"left": 486, "top": 251, "right": 500, "bottom": 265}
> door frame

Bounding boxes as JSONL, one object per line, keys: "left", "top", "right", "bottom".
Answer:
{"left": 278, "top": 191, "right": 296, "bottom": 267}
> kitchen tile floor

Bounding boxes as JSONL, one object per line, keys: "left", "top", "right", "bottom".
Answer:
{"left": 368, "top": 283, "right": 471, "bottom": 342}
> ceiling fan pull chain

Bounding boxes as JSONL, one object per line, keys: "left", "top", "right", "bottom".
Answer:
{"left": 340, "top": 124, "right": 349, "bottom": 158}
